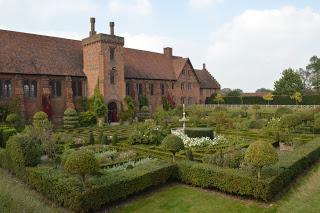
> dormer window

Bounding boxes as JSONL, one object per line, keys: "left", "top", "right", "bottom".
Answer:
{"left": 110, "top": 47, "right": 115, "bottom": 61}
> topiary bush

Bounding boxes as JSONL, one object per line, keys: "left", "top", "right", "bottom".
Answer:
{"left": 64, "top": 149, "right": 99, "bottom": 187}
{"left": 184, "top": 128, "right": 214, "bottom": 139}
{"left": 0, "top": 127, "right": 17, "bottom": 148}
{"left": 161, "top": 134, "right": 184, "bottom": 162}
{"left": 186, "top": 150, "right": 194, "bottom": 161}
{"left": 244, "top": 140, "right": 278, "bottom": 179}
{"left": 5, "top": 113, "right": 20, "bottom": 127}
{"left": 112, "top": 133, "right": 118, "bottom": 145}
{"left": 63, "top": 108, "right": 79, "bottom": 129}
{"left": 88, "top": 132, "right": 95, "bottom": 145}
{"left": 33, "top": 111, "right": 49, "bottom": 127}
{"left": 79, "top": 111, "right": 96, "bottom": 127}
{"left": 6, "top": 134, "right": 41, "bottom": 177}
{"left": 275, "top": 107, "right": 293, "bottom": 117}
{"left": 249, "top": 119, "right": 267, "bottom": 129}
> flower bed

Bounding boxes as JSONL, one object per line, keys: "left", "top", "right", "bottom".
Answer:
{"left": 172, "top": 128, "right": 228, "bottom": 147}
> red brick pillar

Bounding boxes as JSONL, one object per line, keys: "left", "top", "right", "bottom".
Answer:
{"left": 65, "top": 76, "right": 74, "bottom": 109}
{"left": 14, "top": 75, "right": 25, "bottom": 116}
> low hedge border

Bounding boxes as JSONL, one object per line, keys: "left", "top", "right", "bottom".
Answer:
{"left": 177, "top": 137, "right": 320, "bottom": 201}
{"left": 184, "top": 128, "right": 214, "bottom": 139}
{"left": 26, "top": 160, "right": 176, "bottom": 212}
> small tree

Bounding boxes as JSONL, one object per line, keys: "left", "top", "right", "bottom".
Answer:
{"left": 63, "top": 108, "right": 79, "bottom": 129}
{"left": 64, "top": 149, "right": 99, "bottom": 188}
{"left": 5, "top": 113, "right": 20, "bottom": 128}
{"left": 263, "top": 93, "right": 273, "bottom": 105}
{"left": 252, "top": 105, "right": 261, "bottom": 118}
{"left": 161, "top": 134, "right": 184, "bottom": 162}
{"left": 214, "top": 93, "right": 224, "bottom": 105}
{"left": 93, "top": 81, "right": 107, "bottom": 126}
{"left": 244, "top": 140, "right": 278, "bottom": 179}
{"left": 290, "top": 92, "right": 302, "bottom": 105}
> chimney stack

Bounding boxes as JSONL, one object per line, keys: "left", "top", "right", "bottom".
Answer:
{"left": 203, "top": 63, "right": 206, "bottom": 70}
{"left": 90, "top": 17, "right": 96, "bottom": 36}
{"left": 164, "top": 47, "right": 172, "bottom": 57}
{"left": 110, "top": 22, "right": 115, "bottom": 35}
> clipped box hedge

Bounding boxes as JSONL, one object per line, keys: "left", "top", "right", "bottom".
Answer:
{"left": 26, "top": 160, "right": 176, "bottom": 212}
{"left": 184, "top": 128, "right": 214, "bottom": 139}
{"left": 0, "top": 127, "right": 17, "bottom": 148}
{"left": 177, "top": 137, "right": 320, "bottom": 201}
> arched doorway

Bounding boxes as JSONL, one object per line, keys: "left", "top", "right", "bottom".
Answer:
{"left": 108, "top": 102, "right": 118, "bottom": 122}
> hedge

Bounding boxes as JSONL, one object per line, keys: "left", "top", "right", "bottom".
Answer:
{"left": 0, "top": 127, "right": 17, "bottom": 148}
{"left": 177, "top": 137, "right": 320, "bottom": 201}
{"left": 0, "top": 148, "right": 7, "bottom": 169}
{"left": 184, "top": 128, "right": 214, "bottom": 139}
{"left": 222, "top": 95, "right": 320, "bottom": 105}
{"left": 26, "top": 160, "right": 176, "bottom": 212}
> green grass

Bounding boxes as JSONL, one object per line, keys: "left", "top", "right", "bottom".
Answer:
{"left": 109, "top": 185, "right": 275, "bottom": 213}
{"left": 276, "top": 161, "right": 320, "bottom": 213}
{"left": 0, "top": 169, "right": 69, "bottom": 213}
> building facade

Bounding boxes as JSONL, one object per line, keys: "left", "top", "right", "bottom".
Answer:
{"left": 0, "top": 18, "right": 220, "bottom": 123}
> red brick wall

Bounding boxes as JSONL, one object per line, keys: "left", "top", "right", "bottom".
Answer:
{"left": 200, "top": 88, "right": 217, "bottom": 104}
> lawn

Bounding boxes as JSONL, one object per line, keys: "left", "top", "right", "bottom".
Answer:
{"left": 0, "top": 168, "right": 69, "bottom": 213}
{"left": 109, "top": 184, "right": 275, "bottom": 213}
{"left": 108, "top": 159, "right": 320, "bottom": 213}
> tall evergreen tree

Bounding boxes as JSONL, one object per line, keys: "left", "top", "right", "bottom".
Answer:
{"left": 274, "top": 68, "right": 303, "bottom": 95}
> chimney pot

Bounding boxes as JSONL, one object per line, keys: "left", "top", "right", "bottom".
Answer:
{"left": 164, "top": 47, "right": 172, "bottom": 57}
{"left": 90, "top": 17, "right": 96, "bottom": 36}
{"left": 203, "top": 63, "right": 206, "bottom": 70}
{"left": 110, "top": 22, "right": 115, "bottom": 35}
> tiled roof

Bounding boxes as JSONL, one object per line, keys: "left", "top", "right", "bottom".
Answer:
{"left": 0, "top": 29, "right": 84, "bottom": 77}
{"left": 195, "top": 69, "right": 220, "bottom": 89}
{"left": 123, "top": 48, "right": 187, "bottom": 80}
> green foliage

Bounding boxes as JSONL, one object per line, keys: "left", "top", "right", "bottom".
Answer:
{"left": 275, "top": 107, "right": 293, "bottom": 117}
{"left": 0, "top": 127, "right": 17, "bottom": 148}
{"left": 89, "top": 132, "right": 95, "bottom": 145}
{"left": 129, "top": 121, "right": 167, "bottom": 145}
{"left": 245, "top": 140, "right": 278, "bottom": 178}
{"left": 0, "top": 148, "right": 7, "bottom": 169}
{"left": 26, "top": 160, "right": 175, "bottom": 212}
{"left": 202, "top": 149, "right": 244, "bottom": 168}
{"left": 33, "top": 111, "right": 49, "bottom": 126}
{"left": 274, "top": 68, "right": 303, "bottom": 95}
{"left": 186, "top": 150, "right": 194, "bottom": 161}
{"left": 5, "top": 113, "right": 20, "bottom": 126}
{"left": 249, "top": 119, "right": 267, "bottom": 129}
{"left": 139, "top": 95, "right": 149, "bottom": 109}
{"left": 290, "top": 92, "right": 302, "bottom": 105}
{"left": 63, "top": 108, "right": 79, "bottom": 129}
{"left": 112, "top": 133, "right": 118, "bottom": 145}
{"left": 93, "top": 81, "right": 107, "bottom": 117}
{"left": 64, "top": 149, "right": 99, "bottom": 183}
{"left": 43, "top": 133, "right": 65, "bottom": 165}
{"left": 184, "top": 128, "right": 214, "bottom": 139}
{"left": 102, "top": 134, "right": 108, "bottom": 145}
{"left": 161, "top": 134, "right": 184, "bottom": 161}
{"left": 79, "top": 111, "right": 96, "bottom": 127}
{"left": 6, "top": 134, "right": 41, "bottom": 177}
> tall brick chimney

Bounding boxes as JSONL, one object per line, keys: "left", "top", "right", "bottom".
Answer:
{"left": 164, "top": 47, "right": 172, "bottom": 57}
{"left": 203, "top": 63, "right": 206, "bottom": 70}
{"left": 110, "top": 22, "right": 115, "bottom": 35}
{"left": 90, "top": 17, "right": 96, "bottom": 36}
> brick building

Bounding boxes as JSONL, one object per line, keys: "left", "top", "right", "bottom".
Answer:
{"left": 0, "top": 18, "right": 220, "bottom": 123}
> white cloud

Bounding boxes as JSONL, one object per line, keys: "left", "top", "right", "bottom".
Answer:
{"left": 108, "top": 0, "right": 152, "bottom": 16}
{"left": 189, "top": 0, "right": 224, "bottom": 9}
{"left": 121, "top": 32, "right": 175, "bottom": 53}
{"left": 206, "top": 6, "right": 320, "bottom": 91}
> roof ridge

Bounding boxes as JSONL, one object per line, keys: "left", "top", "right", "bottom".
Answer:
{"left": 0, "top": 29, "right": 82, "bottom": 42}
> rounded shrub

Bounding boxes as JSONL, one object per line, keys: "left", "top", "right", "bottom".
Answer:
{"left": 244, "top": 140, "right": 278, "bottom": 179}
{"left": 275, "top": 107, "right": 293, "bottom": 117}
{"left": 79, "top": 111, "right": 96, "bottom": 127}
{"left": 185, "top": 150, "right": 194, "bottom": 161}
{"left": 64, "top": 149, "right": 99, "bottom": 184}
{"left": 63, "top": 108, "right": 79, "bottom": 129}
{"left": 249, "top": 119, "right": 267, "bottom": 129}
{"left": 161, "top": 134, "right": 184, "bottom": 162}
{"left": 6, "top": 134, "right": 41, "bottom": 177}
{"left": 6, "top": 113, "right": 20, "bottom": 125}
{"left": 33, "top": 111, "right": 49, "bottom": 127}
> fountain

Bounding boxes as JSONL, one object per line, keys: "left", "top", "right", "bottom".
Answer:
{"left": 179, "top": 104, "right": 189, "bottom": 131}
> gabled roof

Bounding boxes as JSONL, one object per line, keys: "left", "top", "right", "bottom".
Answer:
{"left": 0, "top": 29, "right": 84, "bottom": 77}
{"left": 195, "top": 69, "right": 221, "bottom": 89}
{"left": 124, "top": 48, "right": 187, "bottom": 80}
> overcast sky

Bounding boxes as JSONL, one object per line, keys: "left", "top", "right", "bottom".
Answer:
{"left": 1, "top": 0, "right": 320, "bottom": 92}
